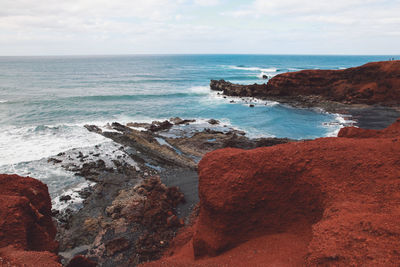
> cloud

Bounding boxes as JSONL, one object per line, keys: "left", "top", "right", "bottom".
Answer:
{"left": 194, "top": 0, "right": 220, "bottom": 6}
{"left": 0, "top": 0, "right": 399, "bottom": 55}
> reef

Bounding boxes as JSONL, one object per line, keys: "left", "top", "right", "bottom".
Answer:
{"left": 143, "top": 118, "right": 400, "bottom": 266}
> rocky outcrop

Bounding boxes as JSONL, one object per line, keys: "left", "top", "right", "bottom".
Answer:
{"left": 143, "top": 118, "right": 400, "bottom": 266}
{"left": 0, "top": 174, "right": 61, "bottom": 266}
{"left": 211, "top": 60, "right": 400, "bottom": 106}
{"left": 210, "top": 79, "right": 268, "bottom": 97}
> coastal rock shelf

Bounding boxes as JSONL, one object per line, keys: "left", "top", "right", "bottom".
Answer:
{"left": 211, "top": 60, "right": 400, "bottom": 106}
{"left": 144, "top": 118, "right": 400, "bottom": 266}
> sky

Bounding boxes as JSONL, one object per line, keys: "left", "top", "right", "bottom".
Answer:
{"left": 1, "top": 0, "right": 400, "bottom": 56}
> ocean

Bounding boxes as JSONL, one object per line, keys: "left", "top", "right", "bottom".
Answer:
{"left": 0, "top": 54, "right": 392, "bottom": 198}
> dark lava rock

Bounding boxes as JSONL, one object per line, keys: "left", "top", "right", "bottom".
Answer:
{"left": 207, "top": 119, "right": 219, "bottom": 125}
{"left": 170, "top": 117, "right": 196, "bottom": 125}
{"left": 60, "top": 195, "right": 72, "bottom": 202}
{"left": 48, "top": 158, "right": 62, "bottom": 164}
{"left": 84, "top": 125, "right": 102, "bottom": 134}
{"left": 149, "top": 120, "right": 173, "bottom": 132}
{"left": 66, "top": 255, "right": 97, "bottom": 267}
{"left": 112, "top": 122, "right": 132, "bottom": 133}
{"left": 210, "top": 79, "right": 267, "bottom": 97}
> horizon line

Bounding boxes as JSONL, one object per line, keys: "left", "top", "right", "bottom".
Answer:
{"left": 0, "top": 53, "right": 399, "bottom": 58}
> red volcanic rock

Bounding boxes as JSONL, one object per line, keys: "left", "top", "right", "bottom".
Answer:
{"left": 0, "top": 174, "right": 61, "bottom": 266}
{"left": 211, "top": 61, "right": 400, "bottom": 106}
{"left": 338, "top": 117, "right": 400, "bottom": 138}
{"left": 0, "top": 246, "right": 60, "bottom": 267}
{"left": 266, "top": 60, "right": 400, "bottom": 105}
{"left": 143, "top": 118, "right": 400, "bottom": 266}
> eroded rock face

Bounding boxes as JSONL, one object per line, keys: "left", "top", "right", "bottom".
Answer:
{"left": 267, "top": 60, "right": 400, "bottom": 105}
{"left": 211, "top": 61, "right": 400, "bottom": 106}
{"left": 0, "top": 174, "right": 61, "bottom": 266}
{"left": 144, "top": 118, "right": 400, "bottom": 266}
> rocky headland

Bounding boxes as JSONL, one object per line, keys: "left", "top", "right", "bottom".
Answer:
{"left": 211, "top": 60, "right": 400, "bottom": 129}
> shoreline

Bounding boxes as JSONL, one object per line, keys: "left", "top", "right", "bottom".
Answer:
{"left": 50, "top": 118, "right": 293, "bottom": 265}
{"left": 1, "top": 59, "right": 399, "bottom": 266}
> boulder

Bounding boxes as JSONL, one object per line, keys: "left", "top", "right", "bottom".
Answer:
{"left": 0, "top": 174, "right": 61, "bottom": 266}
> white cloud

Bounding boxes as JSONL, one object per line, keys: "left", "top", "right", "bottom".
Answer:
{"left": 0, "top": 0, "right": 399, "bottom": 55}
{"left": 194, "top": 0, "right": 220, "bottom": 6}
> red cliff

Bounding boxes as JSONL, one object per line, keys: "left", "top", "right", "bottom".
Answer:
{"left": 266, "top": 60, "right": 400, "bottom": 105}
{"left": 143, "top": 118, "right": 400, "bottom": 266}
{"left": 0, "top": 174, "right": 61, "bottom": 266}
{"left": 211, "top": 60, "right": 400, "bottom": 106}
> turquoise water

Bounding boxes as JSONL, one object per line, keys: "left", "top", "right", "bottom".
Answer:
{"left": 0, "top": 54, "right": 393, "bottom": 194}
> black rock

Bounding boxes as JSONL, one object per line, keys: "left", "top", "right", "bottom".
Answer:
{"left": 84, "top": 125, "right": 102, "bottom": 134}
{"left": 60, "top": 195, "right": 72, "bottom": 202}
{"left": 207, "top": 119, "right": 219, "bottom": 125}
{"left": 149, "top": 120, "right": 173, "bottom": 132}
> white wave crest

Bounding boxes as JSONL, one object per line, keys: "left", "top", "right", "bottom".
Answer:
{"left": 188, "top": 86, "right": 210, "bottom": 94}
{"left": 0, "top": 124, "right": 108, "bottom": 166}
{"left": 229, "top": 65, "right": 277, "bottom": 72}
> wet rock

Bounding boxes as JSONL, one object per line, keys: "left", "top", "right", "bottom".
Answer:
{"left": 210, "top": 79, "right": 267, "bottom": 97}
{"left": 112, "top": 122, "right": 132, "bottom": 133}
{"left": 207, "top": 119, "right": 219, "bottom": 125}
{"left": 60, "top": 195, "right": 72, "bottom": 202}
{"left": 149, "top": 120, "right": 173, "bottom": 132}
{"left": 84, "top": 125, "right": 102, "bottom": 134}
{"left": 127, "top": 122, "right": 151, "bottom": 129}
{"left": 170, "top": 117, "right": 196, "bottom": 125}
{"left": 48, "top": 158, "right": 62, "bottom": 164}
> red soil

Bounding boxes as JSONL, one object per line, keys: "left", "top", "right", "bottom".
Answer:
{"left": 0, "top": 174, "right": 61, "bottom": 266}
{"left": 266, "top": 60, "right": 400, "bottom": 105}
{"left": 143, "top": 118, "right": 400, "bottom": 266}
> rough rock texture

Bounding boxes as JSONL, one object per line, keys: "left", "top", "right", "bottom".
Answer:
{"left": 210, "top": 79, "right": 268, "bottom": 97}
{"left": 66, "top": 255, "right": 97, "bottom": 267}
{"left": 0, "top": 174, "right": 61, "bottom": 266}
{"left": 211, "top": 60, "right": 400, "bottom": 106}
{"left": 143, "top": 118, "right": 400, "bottom": 266}
{"left": 338, "top": 117, "right": 400, "bottom": 138}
